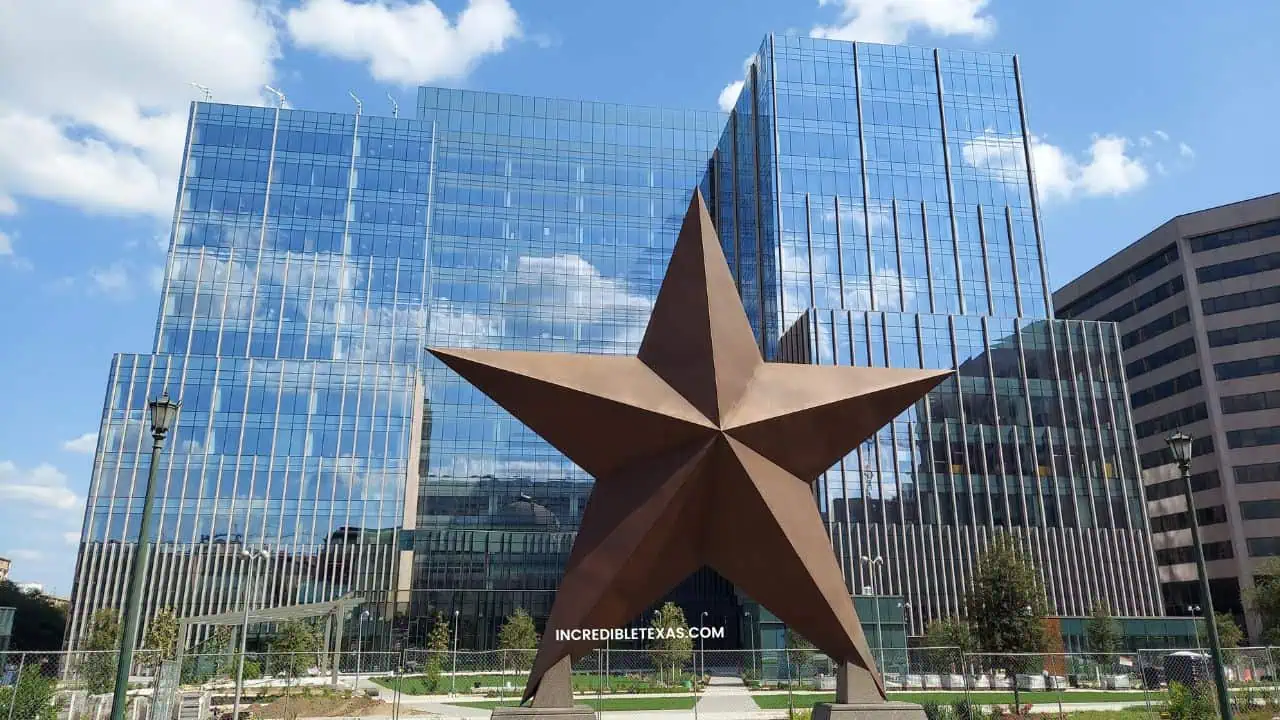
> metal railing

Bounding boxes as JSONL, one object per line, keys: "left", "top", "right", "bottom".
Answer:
{"left": 2, "top": 646, "right": 1275, "bottom": 720}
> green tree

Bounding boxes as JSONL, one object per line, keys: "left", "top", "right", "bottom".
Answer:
{"left": 0, "top": 665, "right": 61, "bottom": 720}
{"left": 1206, "top": 612, "right": 1243, "bottom": 665}
{"left": 784, "top": 628, "right": 818, "bottom": 680}
{"left": 144, "top": 607, "right": 179, "bottom": 661}
{"left": 423, "top": 611, "right": 451, "bottom": 693}
{"left": 1083, "top": 602, "right": 1123, "bottom": 664}
{"left": 0, "top": 581, "right": 66, "bottom": 650}
{"left": 1244, "top": 558, "right": 1280, "bottom": 644}
{"left": 80, "top": 608, "right": 120, "bottom": 695}
{"left": 269, "top": 621, "right": 322, "bottom": 680}
{"left": 923, "top": 617, "right": 975, "bottom": 671}
{"left": 649, "top": 602, "right": 692, "bottom": 685}
{"left": 497, "top": 608, "right": 539, "bottom": 672}
{"left": 966, "top": 534, "right": 1048, "bottom": 705}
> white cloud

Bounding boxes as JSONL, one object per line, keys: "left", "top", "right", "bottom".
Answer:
{"left": 0, "top": 0, "right": 280, "bottom": 217}
{"left": 717, "top": 56, "right": 756, "bottom": 113}
{"left": 961, "top": 132, "right": 1151, "bottom": 202}
{"left": 1154, "top": 130, "right": 1170, "bottom": 141}
{"left": 1138, "top": 136, "right": 1152, "bottom": 148}
{"left": 0, "top": 461, "right": 79, "bottom": 510}
{"left": 0, "top": 230, "right": 11, "bottom": 256}
{"left": 6, "top": 549, "right": 43, "bottom": 562}
{"left": 63, "top": 433, "right": 99, "bottom": 454}
{"left": 718, "top": 81, "right": 745, "bottom": 113}
{"left": 90, "top": 262, "right": 131, "bottom": 296}
{"left": 1179, "top": 142, "right": 1195, "bottom": 159}
{"left": 286, "top": 0, "right": 521, "bottom": 85}
{"left": 810, "top": 0, "right": 996, "bottom": 44}
{"left": 64, "top": 532, "right": 82, "bottom": 546}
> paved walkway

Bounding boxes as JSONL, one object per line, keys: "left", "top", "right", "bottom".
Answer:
{"left": 691, "top": 675, "right": 759, "bottom": 715}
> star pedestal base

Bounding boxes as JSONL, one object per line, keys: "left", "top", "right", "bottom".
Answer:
{"left": 489, "top": 658, "right": 594, "bottom": 720}
{"left": 812, "top": 663, "right": 926, "bottom": 720}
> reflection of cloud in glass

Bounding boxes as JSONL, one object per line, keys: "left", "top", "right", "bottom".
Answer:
{"left": 781, "top": 242, "right": 920, "bottom": 314}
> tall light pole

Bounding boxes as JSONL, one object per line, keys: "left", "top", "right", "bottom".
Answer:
{"left": 700, "top": 611, "right": 709, "bottom": 680}
{"left": 232, "top": 548, "right": 270, "bottom": 720}
{"left": 861, "top": 556, "right": 885, "bottom": 673}
{"left": 1167, "top": 431, "right": 1233, "bottom": 720}
{"left": 744, "top": 611, "right": 756, "bottom": 678}
{"left": 1188, "top": 605, "right": 1203, "bottom": 653}
{"left": 451, "top": 609, "right": 460, "bottom": 696}
{"left": 109, "top": 393, "right": 180, "bottom": 720}
{"left": 356, "top": 610, "right": 370, "bottom": 691}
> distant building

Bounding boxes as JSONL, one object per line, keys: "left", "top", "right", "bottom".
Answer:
{"left": 1055, "top": 192, "right": 1280, "bottom": 639}
{"left": 0, "top": 556, "right": 9, "bottom": 582}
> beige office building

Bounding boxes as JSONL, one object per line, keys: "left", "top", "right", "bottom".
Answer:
{"left": 1054, "top": 193, "right": 1280, "bottom": 639}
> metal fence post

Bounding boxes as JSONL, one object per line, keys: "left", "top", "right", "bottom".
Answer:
{"left": 5, "top": 653, "right": 25, "bottom": 720}
{"left": 595, "top": 649, "right": 603, "bottom": 720}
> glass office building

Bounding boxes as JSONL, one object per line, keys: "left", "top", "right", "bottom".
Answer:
{"left": 67, "top": 34, "right": 1163, "bottom": 650}
{"left": 714, "top": 35, "right": 1163, "bottom": 631}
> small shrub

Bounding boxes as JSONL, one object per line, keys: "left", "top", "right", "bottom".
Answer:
{"left": 242, "top": 660, "right": 263, "bottom": 681}
{"left": 951, "top": 698, "right": 977, "bottom": 720}
{"left": 788, "top": 709, "right": 812, "bottom": 720}
{"left": 1166, "top": 681, "right": 1215, "bottom": 720}
{"left": 921, "top": 700, "right": 951, "bottom": 720}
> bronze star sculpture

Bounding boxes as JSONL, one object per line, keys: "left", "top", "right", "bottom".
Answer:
{"left": 429, "top": 190, "right": 950, "bottom": 714}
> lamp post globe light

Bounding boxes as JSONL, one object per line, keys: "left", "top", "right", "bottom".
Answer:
{"left": 232, "top": 548, "right": 270, "bottom": 720}
{"left": 451, "top": 610, "right": 459, "bottom": 696}
{"left": 1166, "top": 430, "right": 1233, "bottom": 720}
{"left": 700, "top": 610, "right": 709, "bottom": 680}
{"left": 357, "top": 609, "right": 371, "bottom": 691}
{"left": 109, "top": 393, "right": 180, "bottom": 720}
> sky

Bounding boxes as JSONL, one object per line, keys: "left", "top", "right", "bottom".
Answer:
{"left": 0, "top": 0, "right": 1277, "bottom": 595}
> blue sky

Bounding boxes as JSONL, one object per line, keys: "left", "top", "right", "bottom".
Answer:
{"left": 0, "top": 0, "right": 1277, "bottom": 594}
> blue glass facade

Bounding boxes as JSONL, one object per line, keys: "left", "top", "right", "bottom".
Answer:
{"left": 67, "top": 34, "right": 1163, "bottom": 651}
{"left": 716, "top": 36, "right": 1162, "bottom": 632}
{"left": 68, "top": 104, "right": 433, "bottom": 647}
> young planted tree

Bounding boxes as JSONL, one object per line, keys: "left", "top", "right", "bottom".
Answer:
{"left": 650, "top": 602, "right": 692, "bottom": 686}
{"left": 967, "top": 534, "right": 1048, "bottom": 707}
{"left": 1208, "top": 612, "right": 1243, "bottom": 666}
{"left": 497, "top": 608, "right": 539, "bottom": 672}
{"left": 270, "top": 621, "right": 322, "bottom": 682}
{"left": 1244, "top": 558, "right": 1280, "bottom": 644}
{"left": 144, "top": 607, "right": 180, "bottom": 661}
{"left": 784, "top": 628, "right": 818, "bottom": 681}
{"left": 81, "top": 608, "right": 120, "bottom": 695}
{"left": 1083, "top": 602, "right": 1123, "bottom": 665}
{"left": 922, "top": 617, "right": 975, "bottom": 671}
{"left": 424, "top": 611, "right": 451, "bottom": 692}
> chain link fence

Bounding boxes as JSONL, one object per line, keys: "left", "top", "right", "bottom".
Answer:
{"left": 2, "top": 646, "right": 1277, "bottom": 720}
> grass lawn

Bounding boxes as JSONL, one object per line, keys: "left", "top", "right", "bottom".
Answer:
{"left": 752, "top": 690, "right": 1150, "bottom": 709}
{"left": 453, "top": 695, "right": 698, "bottom": 711}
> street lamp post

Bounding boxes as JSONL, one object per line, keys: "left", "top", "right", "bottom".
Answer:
{"left": 744, "top": 611, "right": 757, "bottom": 678}
{"left": 109, "top": 393, "right": 180, "bottom": 720}
{"left": 1167, "top": 431, "right": 1233, "bottom": 720}
{"left": 700, "top": 611, "right": 709, "bottom": 680}
{"left": 451, "top": 610, "right": 460, "bottom": 696}
{"left": 357, "top": 610, "right": 370, "bottom": 691}
{"left": 861, "top": 556, "right": 886, "bottom": 673}
{"left": 1188, "top": 605, "right": 1203, "bottom": 653}
{"left": 232, "top": 548, "right": 270, "bottom": 720}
